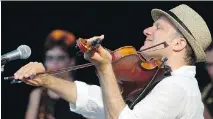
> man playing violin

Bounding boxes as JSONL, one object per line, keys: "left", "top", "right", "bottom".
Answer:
{"left": 13, "top": 4, "right": 212, "bottom": 119}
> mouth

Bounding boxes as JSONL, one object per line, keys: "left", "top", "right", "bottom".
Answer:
{"left": 144, "top": 38, "right": 152, "bottom": 43}
{"left": 144, "top": 39, "right": 152, "bottom": 45}
{"left": 145, "top": 38, "right": 152, "bottom": 41}
{"left": 139, "top": 38, "right": 152, "bottom": 51}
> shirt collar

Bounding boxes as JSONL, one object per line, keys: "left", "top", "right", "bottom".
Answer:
{"left": 171, "top": 65, "right": 196, "bottom": 78}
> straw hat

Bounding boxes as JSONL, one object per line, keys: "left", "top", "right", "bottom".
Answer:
{"left": 151, "top": 4, "right": 212, "bottom": 62}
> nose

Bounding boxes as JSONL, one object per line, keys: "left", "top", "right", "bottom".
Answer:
{"left": 143, "top": 27, "right": 154, "bottom": 37}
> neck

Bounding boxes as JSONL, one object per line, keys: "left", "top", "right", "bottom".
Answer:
{"left": 165, "top": 55, "right": 188, "bottom": 71}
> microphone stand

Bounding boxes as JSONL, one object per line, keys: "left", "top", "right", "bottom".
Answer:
{"left": 1, "top": 57, "right": 9, "bottom": 73}
{"left": 1, "top": 57, "right": 22, "bottom": 83}
{"left": 1, "top": 65, "right": 5, "bottom": 73}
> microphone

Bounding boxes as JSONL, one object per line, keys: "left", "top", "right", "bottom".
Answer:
{"left": 1, "top": 45, "right": 31, "bottom": 66}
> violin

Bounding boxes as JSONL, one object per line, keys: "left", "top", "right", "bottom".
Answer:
{"left": 76, "top": 38, "right": 170, "bottom": 102}
{"left": 4, "top": 37, "right": 171, "bottom": 108}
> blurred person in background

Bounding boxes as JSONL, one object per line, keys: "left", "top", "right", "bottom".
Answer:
{"left": 25, "top": 30, "right": 85, "bottom": 119}
{"left": 203, "top": 44, "right": 213, "bottom": 119}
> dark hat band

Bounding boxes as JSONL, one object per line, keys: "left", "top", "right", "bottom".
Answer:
{"left": 167, "top": 11, "right": 195, "bottom": 39}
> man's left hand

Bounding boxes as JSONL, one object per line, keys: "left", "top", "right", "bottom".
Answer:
{"left": 84, "top": 35, "right": 112, "bottom": 70}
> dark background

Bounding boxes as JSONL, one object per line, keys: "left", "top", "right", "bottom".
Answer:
{"left": 2, "top": 1, "right": 212, "bottom": 119}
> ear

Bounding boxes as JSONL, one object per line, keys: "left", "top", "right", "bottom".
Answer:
{"left": 172, "top": 38, "right": 187, "bottom": 52}
{"left": 69, "top": 57, "right": 76, "bottom": 66}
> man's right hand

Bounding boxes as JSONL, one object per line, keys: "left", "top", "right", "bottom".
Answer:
{"left": 14, "top": 62, "right": 47, "bottom": 86}
{"left": 14, "top": 62, "right": 78, "bottom": 104}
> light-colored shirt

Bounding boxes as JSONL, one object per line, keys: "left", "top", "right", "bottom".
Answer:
{"left": 70, "top": 66, "right": 204, "bottom": 119}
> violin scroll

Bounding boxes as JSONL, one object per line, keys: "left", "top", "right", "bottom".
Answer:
{"left": 76, "top": 36, "right": 104, "bottom": 53}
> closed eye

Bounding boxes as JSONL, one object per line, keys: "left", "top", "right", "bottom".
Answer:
{"left": 157, "top": 24, "right": 163, "bottom": 30}
{"left": 154, "top": 22, "right": 164, "bottom": 30}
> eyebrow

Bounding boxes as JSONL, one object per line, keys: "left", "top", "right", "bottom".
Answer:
{"left": 153, "top": 22, "right": 160, "bottom": 27}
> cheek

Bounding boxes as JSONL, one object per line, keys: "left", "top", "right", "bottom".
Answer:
{"left": 44, "top": 61, "right": 55, "bottom": 69}
{"left": 153, "top": 32, "right": 162, "bottom": 43}
{"left": 153, "top": 31, "right": 168, "bottom": 43}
